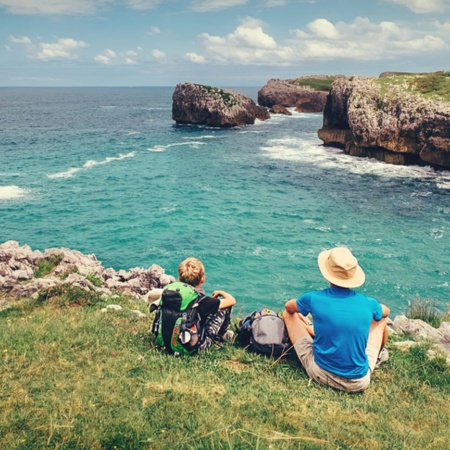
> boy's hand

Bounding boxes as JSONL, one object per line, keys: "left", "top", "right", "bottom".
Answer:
{"left": 212, "top": 290, "right": 225, "bottom": 298}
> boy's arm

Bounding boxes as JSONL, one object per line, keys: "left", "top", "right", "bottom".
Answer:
{"left": 212, "top": 290, "right": 236, "bottom": 309}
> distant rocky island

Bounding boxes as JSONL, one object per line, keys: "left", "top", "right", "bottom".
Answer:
{"left": 258, "top": 76, "right": 336, "bottom": 112}
{"left": 172, "top": 82, "right": 269, "bottom": 127}
{"left": 172, "top": 72, "right": 450, "bottom": 169}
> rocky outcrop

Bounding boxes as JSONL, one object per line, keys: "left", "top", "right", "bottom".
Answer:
{"left": 172, "top": 83, "right": 269, "bottom": 127}
{"left": 388, "top": 315, "right": 450, "bottom": 365}
{"left": 0, "top": 240, "right": 174, "bottom": 304}
{"left": 269, "top": 104, "right": 292, "bottom": 115}
{"left": 258, "top": 78, "right": 331, "bottom": 112}
{"left": 318, "top": 76, "right": 450, "bottom": 168}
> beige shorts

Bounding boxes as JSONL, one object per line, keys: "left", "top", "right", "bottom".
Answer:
{"left": 294, "top": 335, "right": 379, "bottom": 393}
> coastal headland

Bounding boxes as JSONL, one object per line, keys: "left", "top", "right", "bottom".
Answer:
{"left": 173, "top": 72, "right": 450, "bottom": 169}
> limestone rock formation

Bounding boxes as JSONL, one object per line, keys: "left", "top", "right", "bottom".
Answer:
{"left": 258, "top": 78, "right": 330, "bottom": 112}
{"left": 389, "top": 315, "right": 450, "bottom": 365}
{"left": 172, "top": 82, "right": 269, "bottom": 127}
{"left": 0, "top": 240, "right": 174, "bottom": 304}
{"left": 269, "top": 104, "right": 292, "bottom": 115}
{"left": 318, "top": 76, "right": 450, "bottom": 168}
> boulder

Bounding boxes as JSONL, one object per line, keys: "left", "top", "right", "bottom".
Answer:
{"left": 269, "top": 104, "right": 292, "bottom": 115}
{"left": 172, "top": 82, "right": 269, "bottom": 127}
{"left": 390, "top": 315, "right": 450, "bottom": 364}
{"left": 258, "top": 77, "right": 331, "bottom": 112}
{"left": 318, "top": 76, "right": 450, "bottom": 168}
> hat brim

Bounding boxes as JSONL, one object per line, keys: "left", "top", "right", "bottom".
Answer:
{"left": 318, "top": 249, "right": 365, "bottom": 288}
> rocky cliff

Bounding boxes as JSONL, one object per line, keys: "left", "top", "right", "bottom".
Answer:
{"left": 172, "top": 82, "right": 269, "bottom": 127}
{"left": 258, "top": 77, "right": 334, "bottom": 112}
{"left": 318, "top": 76, "right": 450, "bottom": 168}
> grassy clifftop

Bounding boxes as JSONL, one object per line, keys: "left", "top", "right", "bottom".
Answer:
{"left": 376, "top": 71, "right": 450, "bottom": 102}
{"left": 1, "top": 292, "right": 450, "bottom": 449}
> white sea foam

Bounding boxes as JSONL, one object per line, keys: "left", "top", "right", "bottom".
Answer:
{"left": 183, "top": 135, "right": 217, "bottom": 140}
{"left": 47, "top": 167, "right": 81, "bottom": 179}
{"left": 47, "top": 152, "right": 136, "bottom": 179}
{"left": 0, "top": 185, "right": 29, "bottom": 200}
{"left": 148, "top": 141, "right": 206, "bottom": 152}
{"left": 260, "top": 137, "right": 450, "bottom": 189}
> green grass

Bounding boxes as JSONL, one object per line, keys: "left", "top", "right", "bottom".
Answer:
{"left": 406, "top": 297, "right": 444, "bottom": 328}
{"left": 375, "top": 71, "right": 450, "bottom": 102}
{"left": 195, "top": 84, "right": 239, "bottom": 108}
{"left": 33, "top": 254, "right": 63, "bottom": 278}
{"left": 1, "top": 295, "right": 449, "bottom": 449}
{"left": 291, "top": 76, "right": 337, "bottom": 92}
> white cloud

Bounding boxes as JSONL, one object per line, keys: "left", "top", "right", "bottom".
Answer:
{"left": 104, "top": 48, "right": 118, "bottom": 58}
{"left": 434, "top": 19, "right": 450, "bottom": 33}
{"left": 9, "top": 35, "right": 32, "bottom": 44}
{"left": 95, "top": 54, "right": 113, "bottom": 64}
{"left": 262, "top": 0, "right": 286, "bottom": 6}
{"left": 307, "top": 19, "right": 340, "bottom": 39}
{"left": 152, "top": 49, "right": 166, "bottom": 59}
{"left": 95, "top": 47, "right": 144, "bottom": 65}
{"left": 5, "top": 45, "right": 11, "bottom": 51}
{"left": 194, "top": 16, "right": 448, "bottom": 66}
{"left": 151, "top": 26, "right": 161, "bottom": 34}
{"left": 125, "top": 0, "right": 162, "bottom": 10}
{"left": 0, "top": 0, "right": 112, "bottom": 15}
{"left": 383, "top": 0, "right": 448, "bottom": 14}
{"left": 36, "top": 38, "right": 88, "bottom": 60}
{"left": 186, "top": 52, "right": 207, "bottom": 64}
{"left": 191, "top": 0, "right": 247, "bottom": 13}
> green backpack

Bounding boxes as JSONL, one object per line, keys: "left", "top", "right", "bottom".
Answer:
{"left": 151, "top": 281, "right": 206, "bottom": 356}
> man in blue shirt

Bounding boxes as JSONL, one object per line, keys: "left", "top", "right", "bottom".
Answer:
{"left": 283, "top": 247, "right": 390, "bottom": 392}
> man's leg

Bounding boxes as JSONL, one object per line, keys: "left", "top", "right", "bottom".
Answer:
{"left": 367, "top": 318, "right": 388, "bottom": 372}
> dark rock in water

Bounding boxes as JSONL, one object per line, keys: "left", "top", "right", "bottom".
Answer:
{"left": 269, "top": 104, "right": 292, "bottom": 115}
{"left": 318, "top": 76, "right": 450, "bottom": 168}
{"left": 258, "top": 78, "right": 330, "bottom": 112}
{"left": 172, "top": 82, "right": 269, "bottom": 127}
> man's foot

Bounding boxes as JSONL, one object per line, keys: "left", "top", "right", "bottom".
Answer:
{"left": 220, "top": 330, "right": 235, "bottom": 341}
{"left": 375, "top": 348, "right": 389, "bottom": 368}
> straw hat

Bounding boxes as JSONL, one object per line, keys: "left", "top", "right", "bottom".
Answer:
{"left": 317, "top": 247, "right": 365, "bottom": 288}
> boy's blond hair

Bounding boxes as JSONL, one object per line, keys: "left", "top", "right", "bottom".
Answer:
{"left": 178, "top": 257, "right": 205, "bottom": 287}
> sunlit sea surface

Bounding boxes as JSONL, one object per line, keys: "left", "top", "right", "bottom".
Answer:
{"left": 1, "top": 87, "right": 449, "bottom": 316}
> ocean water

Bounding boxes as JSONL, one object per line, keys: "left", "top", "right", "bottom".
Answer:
{"left": 1, "top": 87, "right": 449, "bottom": 317}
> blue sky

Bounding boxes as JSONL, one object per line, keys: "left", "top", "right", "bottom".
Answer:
{"left": 1, "top": 0, "right": 449, "bottom": 86}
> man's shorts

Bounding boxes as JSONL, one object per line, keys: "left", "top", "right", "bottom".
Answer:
{"left": 293, "top": 335, "right": 379, "bottom": 393}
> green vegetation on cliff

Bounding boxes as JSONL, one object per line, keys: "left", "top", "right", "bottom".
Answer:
{"left": 1, "top": 293, "right": 449, "bottom": 449}
{"left": 291, "top": 76, "right": 337, "bottom": 92}
{"left": 196, "top": 84, "right": 238, "bottom": 108}
{"left": 376, "top": 71, "right": 450, "bottom": 102}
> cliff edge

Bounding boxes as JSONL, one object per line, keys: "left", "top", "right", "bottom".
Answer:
{"left": 318, "top": 74, "right": 450, "bottom": 168}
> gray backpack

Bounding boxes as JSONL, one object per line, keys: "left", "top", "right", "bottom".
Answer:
{"left": 238, "top": 308, "right": 292, "bottom": 358}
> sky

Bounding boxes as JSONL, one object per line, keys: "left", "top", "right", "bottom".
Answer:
{"left": 1, "top": 0, "right": 450, "bottom": 87}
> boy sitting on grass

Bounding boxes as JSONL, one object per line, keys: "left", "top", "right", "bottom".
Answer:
{"left": 151, "top": 257, "right": 236, "bottom": 353}
{"left": 179, "top": 257, "right": 236, "bottom": 350}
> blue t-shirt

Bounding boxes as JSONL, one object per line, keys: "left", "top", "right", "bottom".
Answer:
{"left": 296, "top": 286, "right": 383, "bottom": 379}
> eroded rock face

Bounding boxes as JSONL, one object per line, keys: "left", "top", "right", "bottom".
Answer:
{"left": 172, "top": 82, "right": 269, "bottom": 127}
{"left": 258, "top": 78, "right": 329, "bottom": 112}
{"left": 0, "top": 240, "right": 175, "bottom": 303}
{"left": 318, "top": 76, "right": 450, "bottom": 168}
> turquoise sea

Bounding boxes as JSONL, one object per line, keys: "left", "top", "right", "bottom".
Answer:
{"left": 1, "top": 87, "right": 449, "bottom": 316}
